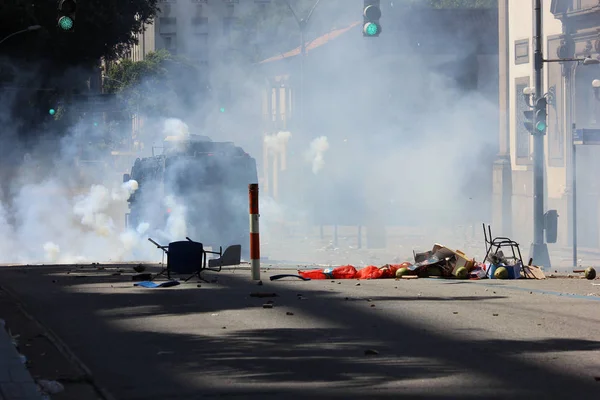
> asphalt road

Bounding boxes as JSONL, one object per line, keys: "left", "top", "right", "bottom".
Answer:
{"left": 1, "top": 264, "right": 600, "bottom": 399}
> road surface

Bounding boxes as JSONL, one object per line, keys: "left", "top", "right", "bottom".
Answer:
{"left": 0, "top": 264, "right": 599, "bottom": 399}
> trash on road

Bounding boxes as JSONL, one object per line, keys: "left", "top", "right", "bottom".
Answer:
{"left": 134, "top": 280, "right": 181, "bottom": 288}
{"left": 269, "top": 274, "right": 311, "bottom": 281}
{"left": 38, "top": 380, "right": 64, "bottom": 395}
{"left": 133, "top": 264, "right": 146, "bottom": 273}
{"left": 573, "top": 267, "right": 597, "bottom": 280}
{"left": 296, "top": 224, "right": 548, "bottom": 281}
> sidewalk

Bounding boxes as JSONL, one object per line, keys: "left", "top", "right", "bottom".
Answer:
{"left": 0, "top": 320, "right": 44, "bottom": 400}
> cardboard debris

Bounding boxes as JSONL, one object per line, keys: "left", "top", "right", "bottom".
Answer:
{"left": 522, "top": 265, "right": 546, "bottom": 280}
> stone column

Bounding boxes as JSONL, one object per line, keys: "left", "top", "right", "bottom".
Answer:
{"left": 493, "top": 0, "right": 513, "bottom": 237}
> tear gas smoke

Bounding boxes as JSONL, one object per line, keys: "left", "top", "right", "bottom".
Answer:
{"left": 0, "top": 3, "right": 505, "bottom": 266}
{"left": 306, "top": 136, "right": 329, "bottom": 175}
{"left": 264, "top": 131, "right": 292, "bottom": 153}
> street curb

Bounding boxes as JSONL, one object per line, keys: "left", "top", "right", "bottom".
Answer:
{"left": 0, "top": 284, "right": 117, "bottom": 400}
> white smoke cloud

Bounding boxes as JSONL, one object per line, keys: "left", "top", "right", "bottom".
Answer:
{"left": 264, "top": 131, "right": 292, "bottom": 153}
{"left": 0, "top": 3, "right": 503, "bottom": 267}
{"left": 163, "top": 195, "right": 187, "bottom": 240}
{"left": 306, "top": 136, "right": 329, "bottom": 174}
{"left": 163, "top": 118, "right": 190, "bottom": 138}
{"left": 43, "top": 242, "right": 60, "bottom": 263}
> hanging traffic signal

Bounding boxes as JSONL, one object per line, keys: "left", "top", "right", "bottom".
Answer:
{"left": 535, "top": 97, "right": 548, "bottom": 133}
{"left": 49, "top": 108, "right": 56, "bottom": 116}
{"left": 363, "top": 0, "right": 382, "bottom": 37}
{"left": 57, "top": 0, "right": 77, "bottom": 32}
{"left": 523, "top": 109, "right": 535, "bottom": 134}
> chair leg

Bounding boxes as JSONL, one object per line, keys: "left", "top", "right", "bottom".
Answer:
{"left": 151, "top": 269, "right": 168, "bottom": 281}
{"left": 194, "top": 270, "right": 210, "bottom": 283}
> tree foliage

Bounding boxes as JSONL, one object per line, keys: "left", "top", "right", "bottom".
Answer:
{"left": 104, "top": 50, "right": 205, "bottom": 118}
{"left": 0, "top": 0, "right": 160, "bottom": 143}
{"left": 0, "top": 0, "right": 159, "bottom": 66}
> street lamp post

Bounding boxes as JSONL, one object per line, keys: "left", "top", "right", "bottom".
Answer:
{"left": 283, "top": 0, "right": 321, "bottom": 132}
{"left": 0, "top": 25, "right": 41, "bottom": 46}
{"left": 528, "top": 0, "right": 600, "bottom": 268}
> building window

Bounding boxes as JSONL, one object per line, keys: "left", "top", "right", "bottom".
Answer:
{"left": 223, "top": 17, "right": 239, "bottom": 36}
{"left": 515, "top": 39, "right": 529, "bottom": 65}
{"left": 159, "top": 17, "right": 177, "bottom": 35}
{"left": 515, "top": 78, "right": 531, "bottom": 165}
{"left": 162, "top": 35, "right": 177, "bottom": 54}
{"left": 191, "top": 17, "right": 208, "bottom": 35}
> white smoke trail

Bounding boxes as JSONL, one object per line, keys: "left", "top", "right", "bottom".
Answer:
{"left": 163, "top": 118, "right": 190, "bottom": 137}
{"left": 306, "top": 136, "right": 330, "bottom": 174}
{"left": 264, "top": 131, "right": 292, "bottom": 153}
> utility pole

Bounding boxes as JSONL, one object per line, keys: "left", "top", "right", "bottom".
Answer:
{"left": 530, "top": 0, "right": 551, "bottom": 268}
{"left": 283, "top": 0, "right": 321, "bottom": 132}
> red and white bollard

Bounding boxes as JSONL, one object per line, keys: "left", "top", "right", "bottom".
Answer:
{"left": 249, "top": 183, "right": 260, "bottom": 280}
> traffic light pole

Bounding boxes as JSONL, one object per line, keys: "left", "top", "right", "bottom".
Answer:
{"left": 530, "top": 0, "right": 551, "bottom": 268}
{"left": 284, "top": 0, "right": 321, "bottom": 132}
{"left": 572, "top": 124, "right": 578, "bottom": 268}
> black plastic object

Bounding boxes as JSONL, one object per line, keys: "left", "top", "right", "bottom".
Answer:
{"left": 544, "top": 210, "right": 559, "bottom": 244}
{"left": 269, "top": 274, "right": 311, "bottom": 281}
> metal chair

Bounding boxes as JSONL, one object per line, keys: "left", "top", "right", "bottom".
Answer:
{"left": 482, "top": 223, "right": 533, "bottom": 278}
{"left": 208, "top": 244, "right": 242, "bottom": 270}
{"left": 148, "top": 238, "right": 206, "bottom": 282}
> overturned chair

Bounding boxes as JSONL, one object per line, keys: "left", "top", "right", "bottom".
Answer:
{"left": 207, "top": 244, "right": 242, "bottom": 269}
{"left": 148, "top": 237, "right": 241, "bottom": 282}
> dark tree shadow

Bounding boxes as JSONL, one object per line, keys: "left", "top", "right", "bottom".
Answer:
{"left": 1, "top": 265, "right": 599, "bottom": 400}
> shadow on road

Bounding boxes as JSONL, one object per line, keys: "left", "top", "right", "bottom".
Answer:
{"left": 1, "top": 265, "right": 599, "bottom": 399}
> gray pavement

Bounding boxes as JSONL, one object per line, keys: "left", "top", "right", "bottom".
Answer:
{"left": 0, "top": 264, "right": 600, "bottom": 399}
{"left": 0, "top": 320, "right": 43, "bottom": 400}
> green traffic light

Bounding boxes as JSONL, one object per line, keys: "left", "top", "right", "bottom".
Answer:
{"left": 536, "top": 121, "right": 547, "bottom": 132}
{"left": 58, "top": 16, "right": 74, "bottom": 31}
{"left": 93, "top": 121, "right": 99, "bottom": 127}
{"left": 49, "top": 109, "right": 56, "bottom": 116}
{"left": 219, "top": 107, "right": 225, "bottom": 113}
{"left": 364, "top": 22, "right": 380, "bottom": 36}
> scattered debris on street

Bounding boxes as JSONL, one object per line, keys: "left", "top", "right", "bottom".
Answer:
{"left": 293, "top": 224, "right": 554, "bottom": 282}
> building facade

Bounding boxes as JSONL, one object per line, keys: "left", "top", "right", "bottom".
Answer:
{"left": 127, "top": 0, "right": 273, "bottom": 65}
{"left": 496, "top": 0, "right": 600, "bottom": 251}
